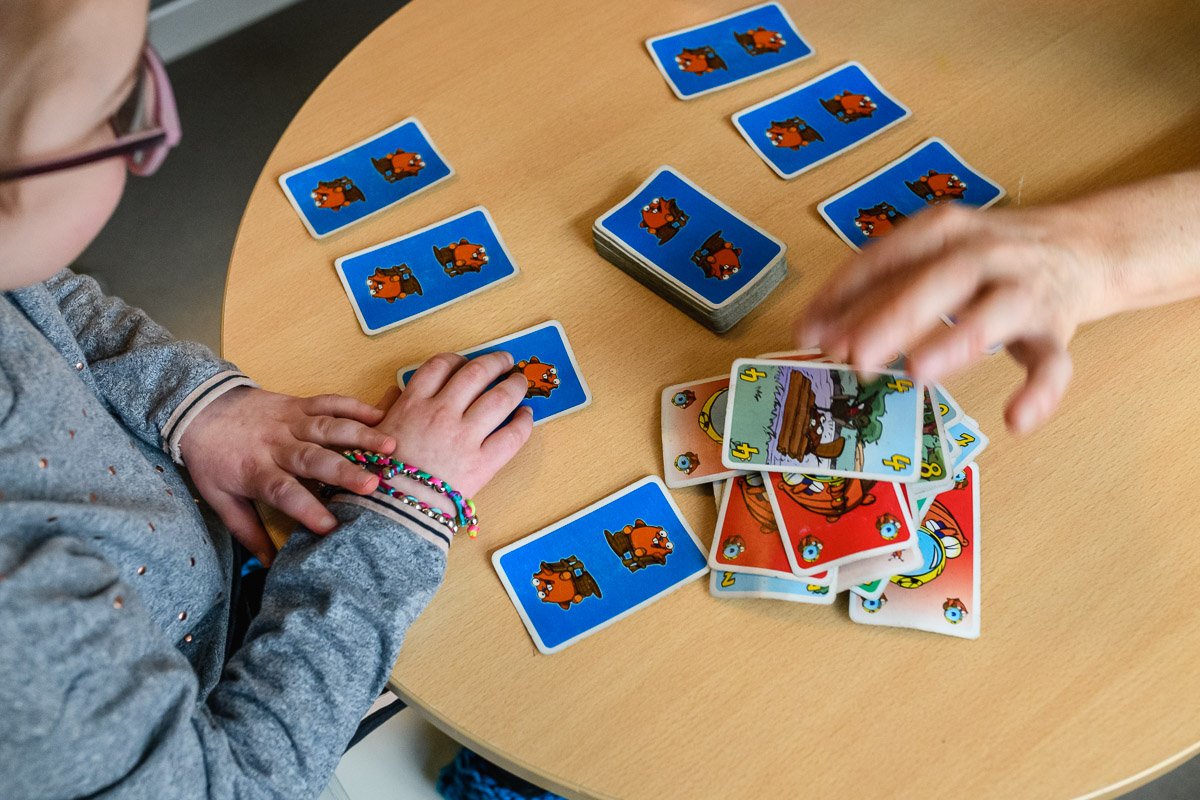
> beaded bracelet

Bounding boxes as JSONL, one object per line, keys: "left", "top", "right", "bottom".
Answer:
{"left": 342, "top": 450, "right": 480, "bottom": 538}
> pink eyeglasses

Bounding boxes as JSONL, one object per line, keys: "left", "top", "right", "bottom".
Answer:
{"left": 0, "top": 43, "right": 181, "bottom": 183}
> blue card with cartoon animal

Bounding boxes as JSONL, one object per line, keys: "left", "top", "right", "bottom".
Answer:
{"left": 278, "top": 118, "right": 454, "bottom": 239}
{"left": 594, "top": 166, "right": 786, "bottom": 309}
{"left": 492, "top": 476, "right": 708, "bottom": 654}
{"left": 732, "top": 62, "right": 911, "bottom": 179}
{"left": 645, "top": 2, "right": 814, "bottom": 100}
{"left": 721, "top": 359, "right": 923, "bottom": 481}
{"left": 818, "top": 137, "right": 1006, "bottom": 251}
{"left": 396, "top": 321, "right": 591, "bottom": 426}
{"left": 709, "top": 569, "right": 836, "bottom": 605}
{"left": 335, "top": 206, "right": 519, "bottom": 335}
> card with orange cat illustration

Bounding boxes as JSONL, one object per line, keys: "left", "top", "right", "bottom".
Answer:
{"left": 707, "top": 474, "right": 833, "bottom": 586}
{"left": 765, "top": 474, "right": 916, "bottom": 577}
{"left": 850, "top": 464, "right": 980, "bottom": 638}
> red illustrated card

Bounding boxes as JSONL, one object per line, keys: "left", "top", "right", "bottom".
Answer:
{"left": 765, "top": 473, "right": 915, "bottom": 577}
{"left": 708, "top": 474, "right": 831, "bottom": 586}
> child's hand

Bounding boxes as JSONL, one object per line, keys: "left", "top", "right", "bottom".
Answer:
{"left": 179, "top": 388, "right": 397, "bottom": 565}
{"left": 372, "top": 351, "right": 534, "bottom": 515}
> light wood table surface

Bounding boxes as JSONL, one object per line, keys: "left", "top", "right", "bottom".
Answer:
{"left": 223, "top": 1, "right": 1200, "bottom": 797}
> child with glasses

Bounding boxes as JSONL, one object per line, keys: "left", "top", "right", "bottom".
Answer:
{"left": 0, "top": 1, "right": 533, "bottom": 797}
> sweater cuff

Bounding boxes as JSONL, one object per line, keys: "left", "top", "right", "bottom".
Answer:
{"left": 328, "top": 492, "right": 453, "bottom": 555}
{"left": 162, "top": 370, "right": 259, "bottom": 465}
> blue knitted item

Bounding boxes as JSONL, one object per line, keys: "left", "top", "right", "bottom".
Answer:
{"left": 436, "top": 748, "right": 564, "bottom": 800}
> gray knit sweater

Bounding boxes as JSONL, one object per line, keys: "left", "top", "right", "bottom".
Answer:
{"left": 0, "top": 270, "right": 450, "bottom": 799}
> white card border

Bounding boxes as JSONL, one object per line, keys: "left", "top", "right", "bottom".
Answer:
{"left": 490, "top": 475, "right": 709, "bottom": 655}
{"left": 334, "top": 205, "right": 519, "bottom": 336}
{"left": 277, "top": 117, "right": 456, "bottom": 240}
{"left": 731, "top": 60, "right": 913, "bottom": 180}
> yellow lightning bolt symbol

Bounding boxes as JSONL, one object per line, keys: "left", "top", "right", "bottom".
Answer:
{"left": 882, "top": 454, "right": 911, "bottom": 472}
{"left": 730, "top": 442, "right": 759, "bottom": 461}
{"left": 956, "top": 432, "right": 976, "bottom": 446}
{"left": 886, "top": 378, "right": 914, "bottom": 392}
{"left": 739, "top": 367, "right": 768, "bottom": 382}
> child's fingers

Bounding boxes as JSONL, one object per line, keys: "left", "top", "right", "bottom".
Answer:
{"left": 464, "top": 372, "right": 529, "bottom": 436}
{"left": 441, "top": 351, "right": 515, "bottom": 410}
{"left": 480, "top": 405, "right": 534, "bottom": 467}
{"left": 207, "top": 491, "right": 278, "bottom": 567}
{"left": 404, "top": 353, "right": 468, "bottom": 399}
{"left": 255, "top": 468, "right": 339, "bottom": 534}
{"left": 301, "top": 393, "right": 385, "bottom": 425}
{"left": 1004, "top": 339, "right": 1073, "bottom": 434}
{"left": 295, "top": 416, "right": 395, "bottom": 455}
{"left": 283, "top": 442, "right": 379, "bottom": 496}
{"left": 376, "top": 385, "right": 401, "bottom": 411}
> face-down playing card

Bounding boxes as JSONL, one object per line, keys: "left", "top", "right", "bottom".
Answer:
{"left": 594, "top": 166, "right": 786, "bottom": 310}
{"left": 645, "top": 2, "right": 814, "bottom": 100}
{"left": 278, "top": 117, "right": 454, "bottom": 238}
{"left": 397, "top": 321, "right": 590, "bottom": 426}
{"left": 850, "top": 464, "right": 981, "bottom": 638}
{"left": 818, "top": 137, "right": 1005, "bottom": 251}
{"left": 492, "top": 476, "right": 708, "bottom": 654}
{"left": 732, "top": 61, "right": 911, "bottom": 179}
{"left": 722, "top": 359, "right": 923, "bottom": 481}
{"left": 335, "top": 206, "right": 519, "bottom": 335}
{"left": 765, "top": 473, "right": 917, "bottom": 577}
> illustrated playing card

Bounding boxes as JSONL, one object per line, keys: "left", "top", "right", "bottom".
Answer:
{"left": 849, "top": 579, "right": 887, "bottom": 602}
{"left": 850, "top": 463, "right": 981, "bottom": 639}
{"left": 397, "top": 321, "right": 590, "bottom": 426}
{"left": 732, "top": 61, "right": 911, "bottom": 180}
{"left": 645, "top": 2, "right": 814, "bottom": 101}
{"left": 721, "top": 359, "right": 923, "bottom": 481}
{"left": 818, "top": 137, "right": 1005, "bottom": 251}
{"left": 595, "top": 166, "right": 786, "bottom": 309}
{"left": 709, "top": 569, "right": 836, "bottom": 605}
{"left": 708, "top": 475, "right": 832, "bottom": 586}
{"left": 278, "top": 117, "right": 454, "bottom": 239}
{"left": 935, "top": 383, "right": 964, "bottom": 427}
{"left": 661, "top": 375, "right": 743, "bottom": 488}
{"left": 335, "top": 206, "right": 519, "bottom": 335}
{"left": 765, "top": 474, "right": 917, "bottom": 577}
{"left": 917, "top": 389, "right": 955, "bottom": 496}
{"left": 947, "top": 418, "right": 989, "bottom": 469}
{"left": 492, "top": 476, "right": 708, "bottom": 654}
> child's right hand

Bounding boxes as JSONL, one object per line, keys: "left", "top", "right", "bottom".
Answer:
{"left": 372, "top": 351, "right": 534, "bottom": 512}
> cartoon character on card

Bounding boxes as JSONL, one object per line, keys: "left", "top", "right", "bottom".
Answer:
{"left": 432, "top": 239, "right": 488, "bottom": 277}
{"left": 766, "top": 117, "right": 823, "bottom": 150}
{"left": 943, "top": 598, "right": 968, "bottom": 623}
{"left": 675, "top": 46, "right": 727, "bottom": 74}
{"left": 367, "top": 265, "right": 422, "bottom": 303}
{"left": 953, "top": 469, "right": 969, "bottom": 490}
{"left": 906, "top": 170, "right": 967, "bottom": 204}
{"left": 720, "top": 535, "right": 746, "bottom": 561}
{"left": 890, "top": 500, "right": 968, "bottom": 589}
{"left": 854, "top": 202, "right": 906, "bottom": 238}
{"left": 673, "top": 451, "right": 700, "bottom": 476}
{"left": 311, "top": 177, "right": 365, "bottom": 211}
{"left": 733, "top": 27, "right": 786, "bottom": 55}
{"left": 639, "top": 197, "right": 689, "bottom": 244}
{"left": 775, "top": 474, "right": 877, "bottom": 524}
{"left": 691, "top": 231, "right": 742, "bottom": 280}
{"left": 862, "top": 594, "right": 888, "bottom": 613}
{"left": 605, "top": 519, "right": 674, "bottom": 572}
{"left": 772, "top": 372, "right": 846, "bottom": 463}
{"left": 371, "top": 150, "right": 425, "bottom": 183}
{"left": 509, "top": 357, "right": 559, "bottom": 398}
{"left": 738, "top": 473, "right": 777, "bottom": 535}
{"left": 671, "top": 389, "right": 696, "bottom": 409}
{"left": 532, "top": 556, "right": 602, "bottom": 609}
{"left": 820, "top": 90, "right": 877, "bottom": 123}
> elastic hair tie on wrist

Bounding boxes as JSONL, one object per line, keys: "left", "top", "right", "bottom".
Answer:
{"left": 341, "top": 450, "right": 480, "bottom": 538}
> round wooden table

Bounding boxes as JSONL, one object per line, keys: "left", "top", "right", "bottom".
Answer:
{"left": 223, "top": 1, "right": 1200, "bottom": 797}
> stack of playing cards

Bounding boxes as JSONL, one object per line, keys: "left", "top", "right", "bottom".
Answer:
{"left": 593, "top": 166, "right": 788, "bottom": 333}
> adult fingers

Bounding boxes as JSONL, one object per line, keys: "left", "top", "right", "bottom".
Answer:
{"left": 480, "top": 405, "right": 535, "bottom": 472}
{"left": 300, "top": 393, "right": 385, "bottom": 425}
{"left": 207, "top": 491, "right": 278, "bottom": 566}
{"left": 294, "top": 415, "right": 395, "bottom": 455}
{"left": 282, "top": 442, "right": 379, "bottom": 496}
{"left": 256, "top": 468, "right": 340, "bottom": 534}
{"left": 403, "top": 353, "right": 468, "bottom": 399}
{"left": 1004, "top": 339, "right": 1073, "bottom": 434}
{"left": 464, "top": 372, "right": 529, "bottom": 436}
{"left": 440, "top": 351, "right": 515, "bottom": 411}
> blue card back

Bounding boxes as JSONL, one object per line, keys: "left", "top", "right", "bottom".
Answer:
{"left": 278, "top": 118, "right": 454, "bottom": 239}
{"left": 335, "top": 206, "right": 519, "bottom": 335}
{"left": 733, "top": 61, "right": 911, "bottom": 179}
{"left": 594, "top": 166, "right": 785, "bottom": 308}
{"left": 645, "top": 2, "right": 814, "bottom": 100}
{"left": 819, "top": 138, "right": 1006, "bottom": 251}
{"left": 492, "top": 476, "right": 708, "bottom": 654}
{"left": 396, "top": 321, "right": 591, "bottom": 426}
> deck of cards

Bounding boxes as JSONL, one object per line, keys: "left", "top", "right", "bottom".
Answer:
{"left": 593, "top": 166, "right": 788, "bottom": 332}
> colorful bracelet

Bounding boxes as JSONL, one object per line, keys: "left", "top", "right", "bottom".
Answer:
{"left": 342, "top": 450, "right": 480, "bottom": 538}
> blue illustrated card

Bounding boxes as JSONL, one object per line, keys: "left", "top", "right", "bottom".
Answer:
{"left": 947, "top": 419, "right": 989, "bottom": 469}
{"left": 732, "top": 61, "right": 911, "bottom": 179}
{"left": 645, "top": 2, "right": 814, "bottom": 100}
{"left": 594, "top": 166, "right": 785, "bottom": 309}
{"left": 709, "top": 569, "right": 837, "bottom": 605}
{"left": 335, "top": 206, "right": 519, "bottom": 335}
{"left": 396, "top": 321, "right": 592, "bottom": 426}
{"left": 818, "top": 137, "right": 1006, "bottom": 251}
{"left": 278, "top": 117, "right": 454, "bottom": 239}
{"left": 492, "top": 476, "right": 708, "bottom": 654}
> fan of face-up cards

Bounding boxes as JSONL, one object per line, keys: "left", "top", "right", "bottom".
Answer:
{"left": 593, "top": 166, "right": 788, "bottom": 333}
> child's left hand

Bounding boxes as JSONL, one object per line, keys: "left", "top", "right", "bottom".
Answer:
{"left": 179, "top": 387, "right": 397, "bottom": 565}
